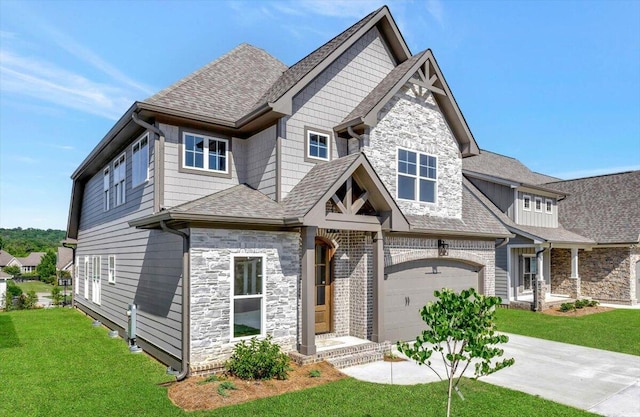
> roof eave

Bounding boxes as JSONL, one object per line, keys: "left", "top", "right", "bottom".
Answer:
{"left": 405, "top": 227, "right": 514, "bottom": 239}
{"left": 129, "top": 211, "right": 303, "bottom": 229}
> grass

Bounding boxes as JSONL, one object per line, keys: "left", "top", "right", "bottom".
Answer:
{"left": 0, "top": 309, "right": 597, "bottom": 417}
{"left": 495, "top": 308, "right": 640, "bottom": 356}
{"left": 14, "top": 279, "right": 56, "bottom": 293}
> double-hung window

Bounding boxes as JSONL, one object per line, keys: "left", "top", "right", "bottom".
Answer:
{"left": 534, "top": 197, "right": 543, "bottom": 212}
{"left": 307, "top": 130, "right": 330, "bottom": 161}
{"left": 113, "top": 153, "right": 126, "bottom": 206}
{"left": 84, "top": 256, "right": 89, "bottom": 299}
{"left": 132, "top": 134, "right": 149, "bottom": 186}
{"left": 108, "top": 255, "right": 116, "bottom": 284}
{"left": 523, "top": 195, "right": 531, "bottom": 211}
{"left": 231, "top": 255, "right": 265, "bottom": 339}
{"left": 183, "top": 132, "right": 228, "bottom": 173}
{"left": 91, "top": 256, "right": 101, "bottom": 304}
{"left": 545, "top": 199, "right": 553, "bottom": 214}
{"left": 397, "top": 148, "right": 437, "bottom": 203}
{"left": 103, "top": 167, "right": 110, "bottom": 211}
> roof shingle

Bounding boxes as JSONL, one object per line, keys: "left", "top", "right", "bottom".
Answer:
{"left": 463, "top": 149, "right": 560, "bottom": 185}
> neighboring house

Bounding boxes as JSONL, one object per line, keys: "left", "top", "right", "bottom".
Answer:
{"left": 463, "top": 150, "right": 639, "bottom": 306}
{"left": 66, "top": 6, "right": 511, "bottom": 375}
{"left": 57, "top": 246, "right": 74, "bottom": 275}
{"left": 15, "top": 252, "right": 46, "bottom": 274}
{"left": 0, "top": 250, "right": 17, "bottom": 270}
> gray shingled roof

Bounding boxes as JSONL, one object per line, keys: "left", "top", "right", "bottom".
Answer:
{"left": 283, "top": 153, "right": 361, "bottom": 218}
{"left": 57, "top": 247, "right": 73, "bottom": 270}
{"left": 342, "top": 50, "right": 426, "bottom": 124}
{"left": 407, "top": 179, "right": 510, "bottom": 236}
{"left": 0, "top": 250, "right": 15, "bottom": 266}
{"left": 144, "top": 44, "right": 287, "bottom": 123}
{"left": 464, "top": 177, "right": 594, "bottom": 244}
{"left": 463, "top": 150, "right": 560, "bottom": 185}
{"left": 170, "top": 184, "right": 284, "bottom": 220}
{"left": 546, "top": 171, "right": 640, "bottom": 244}
{"left": 17, "top": 252, "right": 46, "bottom": 267}
{"left": 257, "top": 7, "right": 382, "bottom": 106}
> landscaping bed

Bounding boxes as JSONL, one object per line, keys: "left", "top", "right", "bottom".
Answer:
{"left": 543, "top": 306, "right": 613, "bottom": 317}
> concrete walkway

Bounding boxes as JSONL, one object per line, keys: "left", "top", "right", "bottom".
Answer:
{"left": 342, "top": 333, "right": 640, "bottom": 416}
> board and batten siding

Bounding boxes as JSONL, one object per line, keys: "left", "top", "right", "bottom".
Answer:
{"left": 516, "top": 191, "right": 557, "bottom": 228}
{"left": 76, "top": 131, "right": 183, "bottom": 367}
{"left": 279, "top": 27, "right": 396, "bottom": 198}
{"left": 467, "top": 177, "right": 515, "bottom": 219}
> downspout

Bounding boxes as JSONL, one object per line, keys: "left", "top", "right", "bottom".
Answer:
{"left": 160, "top": 220, "right": 190, "bottom": 381}
{"left": 132, "top": 113, "right": 165, "bottom": 212}
{"left": 495, "top": 237, "right": 510, "bottom": 249}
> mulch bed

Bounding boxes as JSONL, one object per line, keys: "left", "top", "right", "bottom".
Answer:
{"left": 167, "top": 361, "right": 346, "bottom": 411}
{"left": 542, "top": 306, "right": 613, "bottom": 317}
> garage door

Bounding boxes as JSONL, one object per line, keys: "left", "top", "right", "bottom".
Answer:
{"left": 384, "top": 259, "right": 480, "bottom": 343}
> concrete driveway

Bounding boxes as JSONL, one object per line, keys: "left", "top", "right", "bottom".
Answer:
{"left": 342, "top": 333, "right": 640, "bottom": 416}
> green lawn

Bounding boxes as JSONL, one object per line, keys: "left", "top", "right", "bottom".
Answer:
{"left": 495, "top": 308, "right": 640, "bottom": 356}
{"left": 0, "top": 309, "right": 596, "bottom": 417}
{"left": 14, "top": 279, "right": 56, "bottom": 293}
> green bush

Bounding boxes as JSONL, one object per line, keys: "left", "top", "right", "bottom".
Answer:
{"left": 225, "top": 335, "right": 291, "bottom": 380}
{"left": 559, "top": 302, "right": 575, "bottom": 312}
{"left": 51, "top": 286, "right": 63, "bottom": 306}
{"left": 309, "top": 369, "right": 321, "bottom": 378}
{"left": 574, "top": 299, "right": 588, "bottom": 309}
{"left": 7, "top": 280, "right": 23, "bottom": 297}
{"left": 217, "top": 381, "right": 237, "bottom": 397}
{"left": 17, "top": 291, "right": 39, "bottom": 310}
{"left": 587, "top": 299, "right": 599, "bottom": 307}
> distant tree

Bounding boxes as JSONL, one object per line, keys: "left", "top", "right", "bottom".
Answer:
{"left": 0, "top": 228, "right": 66, "bottom": 257}
{"left": 37, "top": 250, "right": 57, "bottom": 284}
{"left": 3, "top": 265, "right": 21, "bottom": 278}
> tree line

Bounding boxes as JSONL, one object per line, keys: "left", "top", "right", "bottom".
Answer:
{"left": 0, "top": 228, "right": 66, "bottom": 257}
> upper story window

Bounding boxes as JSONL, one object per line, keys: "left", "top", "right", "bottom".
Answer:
{"left": 132, "top": 133, "right": 149, "bottom": 187}
{"left": 103, "top": 167, "right": 110, "bottom": 211}
{"left": 183, "top": 132, "right": 228, "bottom": 173}
{"left": 523, "top": 195, "right": 531, "bottom": 211}
{"left": 113, "top": 153, "right": 126, "bottom": 206}
{"left": 534, "top": 197, "right": 543, "bottom": 212}
{"left": 306, "top": 130, "right": 330, "bottom": 161}
{"left": 545, "top": 199, "right": 553, "bottom": 214}
{"left": 397, "top": 148, "right": 437, "bottom": 203}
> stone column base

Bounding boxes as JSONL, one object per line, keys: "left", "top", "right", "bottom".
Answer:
{"left": 535, "top": 280, "right": 547, "bottom": 312}
{"left": 569, "top": 277, "right": 580, "bottom": 299}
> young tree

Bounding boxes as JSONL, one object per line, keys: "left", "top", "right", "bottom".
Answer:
{"left": 2, "top": 265, "right": 21, "bottom": 278}
{"left": 36, "top": 250, "right": 57, "bottom": 284}
{"left": 397, "top": 288, "right": 514, "bottom": 417}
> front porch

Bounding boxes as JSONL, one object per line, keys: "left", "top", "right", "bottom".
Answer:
{"left": 290, "top": 335, "right": 391, "bottom": 368}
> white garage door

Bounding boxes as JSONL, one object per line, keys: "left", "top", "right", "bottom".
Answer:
{"left": 384, "top": 259, "right": 480, "bottom": 343}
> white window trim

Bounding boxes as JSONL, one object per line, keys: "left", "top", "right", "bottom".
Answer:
{"left": 230, "top": 254, "right": 266, "bottom": 342}
{"left": 396, "top": 147, "right": 438, "bottom": 204}
{"left": 74, "top": 256, "right": 79, "bottom": 295}
{"left": 306, "top": 129, "right": 331, "bottom": 161}
{"left": 534, "top": 197, "right": 543, "bottom": 212}
{"left": 113, "top": 152, "right": 126, "bottom": 207}
{"left": 131, "top": 133, "right": 149, "bottom": 188}
{"left": 103, "top": 167, "right": 110, "bottom": 211}
{"left": 84, "top": 256, "right": 89, "bottom": 299}
{"left": 91, "top": 255, "right": 101, "bottom": 305}
{"left": 182, "top": 132, "right": 229, "bottom": 173}
{"left": 523, "top": 194, "right": 532, "bottom": 211}
{"left": 545, "top": 198, "right": 553, "bottom": 214}
{"left": 108, "top": 255, "right": 116, "bottom": 284}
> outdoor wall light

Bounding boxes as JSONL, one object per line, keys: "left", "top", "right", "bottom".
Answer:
{"left": 438, "top": 239, "right": 449, "bottom": 256}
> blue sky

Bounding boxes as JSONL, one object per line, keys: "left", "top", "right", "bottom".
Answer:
{"left": 0, "top": 0, "right": 638, "bottom": 230}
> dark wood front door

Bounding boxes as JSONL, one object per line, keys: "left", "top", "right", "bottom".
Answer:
{"left": 315, "top": 240, "right": 333, "bottom": 334}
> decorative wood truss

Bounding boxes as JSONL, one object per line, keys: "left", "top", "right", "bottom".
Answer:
{"left": 328, "top": 176, "right": 377, "bottom": 217}
{"left": 409, "top": 59, "right": 446, "bottom": 96}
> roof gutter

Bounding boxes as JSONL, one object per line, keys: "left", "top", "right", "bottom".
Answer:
{"left": 159, "top": 220, "right": 190, "bottom": 381}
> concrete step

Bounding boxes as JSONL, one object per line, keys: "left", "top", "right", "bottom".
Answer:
{"left": 290, "top": 341, "right": 391, "bottom": 367}
{"left": 328, "top": 350, "right": 384, "bottom": 369}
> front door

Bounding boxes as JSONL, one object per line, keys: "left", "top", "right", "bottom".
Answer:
{"left": 315, "top": 240, "right": 333, "bottom": 334}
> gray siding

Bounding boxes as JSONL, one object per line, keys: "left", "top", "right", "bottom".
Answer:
{"left": 162, "top": 123, "right": 241, "bottom": 208}
{"left": 495, "top": 244, "right": 509, "bottom": 300}
{"left": 244, "top": 125, "right": 277, "bottom": 199}
{"left": 468, "top": 177, "right": 514, "bottom": 219}
{"left": 517, "top": 191, "right": 558, "bottom": 227}
{"left": 280, "top": 27, "right": 396, "bottom": 198}
{"left": 76, "top": 130, "right": 184, "bottom": 363}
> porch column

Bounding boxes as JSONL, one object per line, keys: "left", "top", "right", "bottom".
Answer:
{"left": 372, "top": 230, "right": 384, "bottom": 343}
{"left": 534, "top": 246, "right": 547, "bottom": 311}
{"left": 299, "top": 226, "right": 317, "bottom": 356}
{"left": 569, "top": 247, "right": 581, "bottom": 298}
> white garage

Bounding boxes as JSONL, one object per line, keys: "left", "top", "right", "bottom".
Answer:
{"left": 384, "top": 259, "right": 482, "bottom": 343}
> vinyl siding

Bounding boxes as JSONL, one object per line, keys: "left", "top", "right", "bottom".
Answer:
{"left": 467, "top": 177, "right": 515, "bottom": 219}
{"left": 244, "top": 124, "right": 277, "bottom": 199}
{"left": 495, "top": 244, "right": 509, "bottom": 300}
{"left": 75, "top": 131, "right": 184, "bottom": 364}
{"left": 517, "top": 191, "right": 558, "bottom": 227}
{"left": 162, "top": 123, "right": 241, "bottom": 208}
{"left": 279, "top": 26, "right": 396, "bottom": 198}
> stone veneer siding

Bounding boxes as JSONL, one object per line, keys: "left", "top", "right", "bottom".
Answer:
{"left": 365, "top": 86, "right": 462, "bottom": 219}
{"left": 551, "top": 247, "right": 636, "bottom": 304}
{"left": 189, "top": 228, "right": 300, "bottom": 368}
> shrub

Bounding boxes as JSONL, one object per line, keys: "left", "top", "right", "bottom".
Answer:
{"left": 6, "top": 280, "right": 23, "bottom": 297}
{"left": 574, "top": 299, "right": 588, "bottom": 309}
{"left": 51, "top": 286, "right": 63, "bottom": 306}
{"left": 559, "top": 302, "right": 575, "bottom": 312}
{"left": 588, "top": 299, "right": 599, "bottom": 307}
{"left": 217, "top": 381, "right": 237, "bottom": 397}
{"left": 309, "top": 369, "right": 321, "bottom": 378}
{"left": 225, "top": 335, "right": 291, "bottom": 380}
{"left": 17, "top": 291, "right": 39, "bottom": 310}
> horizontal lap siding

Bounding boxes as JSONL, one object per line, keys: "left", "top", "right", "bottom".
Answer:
{"left": 280, "top": 27, "right": 396, "bottom": 198}
{"left": 76, "top": 133, "right": 184, "bottom": 361}
{"left": 245, "top": 125, "right": 277, "bottom": 199}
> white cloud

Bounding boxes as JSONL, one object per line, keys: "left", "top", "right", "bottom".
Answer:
{"left": 0, "top": 50, "right": 134, "bottom": 120}
{"left": 426, "top": 0, "right": 445, "bottom": 27}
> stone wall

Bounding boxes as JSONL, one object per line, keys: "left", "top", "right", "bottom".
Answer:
{"left": 631, "top": 246, "right": 639, "bottom": 304}
{"left": 189, "top": 228, "right": 300, "bottom": 368}
{"left": 365, "top": 86, "right": 462, "bottom": 219}
{"left": 551, "top": 247, "right": 634, "bottom": 304}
